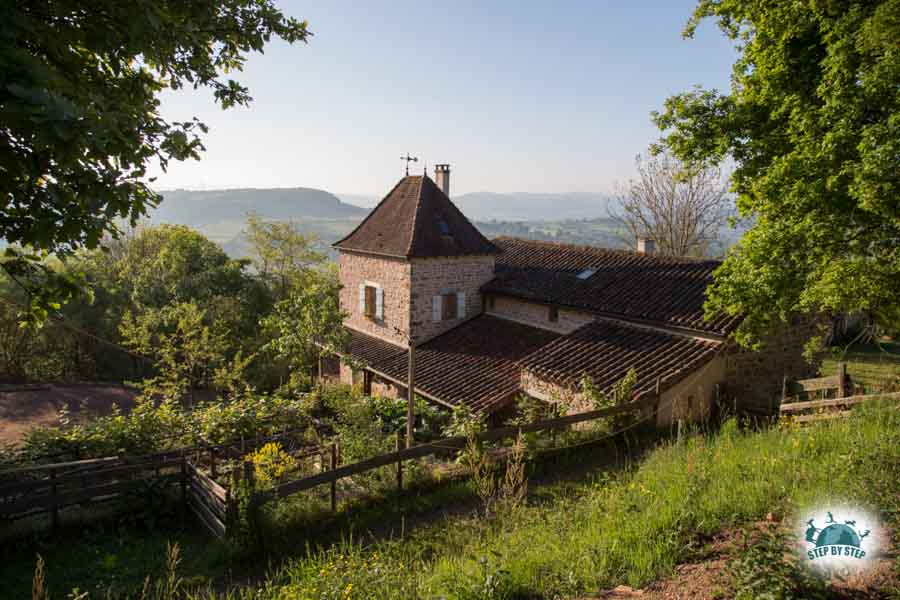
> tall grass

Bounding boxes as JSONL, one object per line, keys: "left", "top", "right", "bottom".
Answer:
{"left": 184, "top": 399, "right": 900, "bottom": 599}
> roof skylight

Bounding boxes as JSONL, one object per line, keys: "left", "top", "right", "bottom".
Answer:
{"left": 576, "top": 268, "right": 596, "bottom": 280}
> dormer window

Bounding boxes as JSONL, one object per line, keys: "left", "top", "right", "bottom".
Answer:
{"left": 577, "top": 268, "right": 596, "bottom": 280}
{"left": 437, "top": 220, "right": 450, "bottom": 236}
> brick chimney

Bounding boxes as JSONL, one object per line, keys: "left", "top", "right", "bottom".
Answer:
{"left": 435, "top": 164, "right": 450, "bottom": 197}
{"left": 637, "top": 237, "right": 656, "bottom": 254}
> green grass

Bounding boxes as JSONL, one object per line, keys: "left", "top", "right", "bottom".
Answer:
{"left": 9, "top": 401, "right": 900, "bottom": 599}
{"left": 821, "top": 340, "right": 900, "bottom": 390}
{"left": 215, "top": 400, "right": 900, "bottom": 599}
{"left": 0, "top": 516, "right": 224, "bottom": 599}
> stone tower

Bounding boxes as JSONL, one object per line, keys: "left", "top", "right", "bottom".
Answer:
{"left": 333, "top": 168, "right": 499, "bottom": 348}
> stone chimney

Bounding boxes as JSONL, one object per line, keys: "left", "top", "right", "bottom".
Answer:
{"left": 636, "top": 237, "right": 656, "bottom": 254}
{"left": 435, "top": 164, "right": 451, "bottom": 197}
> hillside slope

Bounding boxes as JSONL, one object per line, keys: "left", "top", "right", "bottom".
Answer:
{"left": 152, "top": 188, "right": 367, "bottom": 227}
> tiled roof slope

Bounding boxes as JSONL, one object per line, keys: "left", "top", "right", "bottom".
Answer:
{"left": 345, "top": 316, "right": 560, "bottom": 413}
{"left": 345, "top": 328, "right": 406, "bottom": 366}
{"left": 520, "top": 320, "right": 722, "bottom": 399}
{"left": 484, "top": 237, "right": 739, "bottom": 335}
{"left": 334, "top": 175, "right": 499, "bottom": 258}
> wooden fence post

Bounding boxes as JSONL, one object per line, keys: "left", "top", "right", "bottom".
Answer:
{"left": 49, "top": 467, "right": 59, "bottom": 532}
{"left": 330, "top": 441, "right": 338, "bottom": 512}
{"left": 395, "top": 430, "right": 403, "bottom": 494}
{"left": 180, "top": 457, "right": 188, "bottom": 506}
{"left": 243, "top": 461, "right": 255, "bottom": 495}
{"left": 837, "top": 362, "right": 847, "bottom": 399}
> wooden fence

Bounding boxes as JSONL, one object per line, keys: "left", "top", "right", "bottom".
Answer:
{"left": 782, "top": 363, "right": 851, "bottom": 404}
{"left": 0, "top": 430, "right": 313, "bottom": 538}
{"left": 0, "top": 455, "right": 186, "bottom": 529}
{"left": 267, "top": 395, "right": 657, "bottom": 504}
{"left": 780, "top": 390, "right": 900, "bottom": 423}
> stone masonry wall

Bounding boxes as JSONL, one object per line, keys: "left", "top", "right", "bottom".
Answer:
{"left": 409, "top": 255, "right": 496, "bottom": 343}
{"left": 724, "top": 315, "right": 822, "bottom": 413}
{"left": 486, "top": 294, "right": 594, "bottom": 334}
{"left": 339, "top": 250, "right": 411, "bottom": 347}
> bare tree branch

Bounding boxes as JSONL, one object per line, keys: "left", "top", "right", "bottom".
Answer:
{"left": 611, "top": 152, "right": 733, "bottom": 257}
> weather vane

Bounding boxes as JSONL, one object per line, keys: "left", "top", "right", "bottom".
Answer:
{"left": 400, "top": 153, "right": 418, "bottom": 175}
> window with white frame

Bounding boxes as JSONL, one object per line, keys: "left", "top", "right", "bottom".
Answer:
{"left": 358, "top": 282, "right": 384, "bottom": 320}
{"left": 432, "top": 291, "right": 466, "bottom": 322}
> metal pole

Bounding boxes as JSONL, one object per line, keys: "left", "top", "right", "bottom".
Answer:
{"left": 407, "top": 342, "right": 415, "bottom": 448}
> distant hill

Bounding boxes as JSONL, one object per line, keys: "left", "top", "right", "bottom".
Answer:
{"left": 152, "top": 187, "right": 367, "bottom": 227}
{"left": 454, "top": 192, "right": 611, "bottom": 221}
{"left": 145, "top": 187, "right": 735, "bottom": 260}
{"left": 337, "top": 191, "right": 612, "bottom": 221}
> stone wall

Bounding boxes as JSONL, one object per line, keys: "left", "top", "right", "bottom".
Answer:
{"left": 409, "top": 255, "right": 496, "bottom": 343}
{"left": 655, "top": 355, "right": 726, "bottom": 427}
{"left": 371, "top": 375, "right": 404, "bottom": 399}
{"left": 338, "top": 250, "right": 412, "bottom": 347}
{"left": 523, "top": 354, "right": 727, "bottom": 429}
{"left": 486, "top": 295, "right": 594, "bottom": 334}
{"left": 724, "top": 316, "right": 822, "bottom": 413}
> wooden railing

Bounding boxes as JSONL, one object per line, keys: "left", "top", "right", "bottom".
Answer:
{"left": 780, "top": 391, "right": 900, "bottom": 423}
{"left": 1, "top": 395, "right": 657, "bottom": 538}
{"left": 0, "top": 456, "right": 186, "bottom": 529}
{"left": 269, "top": 396, "right": 656, "bottom": 502}
{"left": 782, "top": 363, "right": 850, "bottom": 404}
{"left": 0, "top": 430, "right": 312, "bottom": 538}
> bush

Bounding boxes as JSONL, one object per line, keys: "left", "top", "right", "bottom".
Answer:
{"left": 15, "top": 393, "right": 316, "bottom": 464}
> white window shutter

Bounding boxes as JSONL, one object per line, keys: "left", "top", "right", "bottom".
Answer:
{"left": 432, "top": 295, "right": 442, "bottom": 321}
{"left": 375, "top": 287, "right": 384, "bottom": 319}
{"left": 457, "top": 292, "right": 466, "bottom": 318}
{"left": 358, "top": 284, "right": 365, "bottom": 314}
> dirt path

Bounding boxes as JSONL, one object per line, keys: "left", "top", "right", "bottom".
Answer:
{"left": 591, "top": 521, "right": 898, "bottom": 599}
{"left": 0, "top": 383, "right": 139, "bottom": 445}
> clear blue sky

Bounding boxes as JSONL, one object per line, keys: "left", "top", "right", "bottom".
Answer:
{"left": 148, "top": 1, "right": 736, "bottom": 197}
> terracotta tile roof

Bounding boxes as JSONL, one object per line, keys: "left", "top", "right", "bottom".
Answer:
{"left": 334, "top": 175, "right": 499, "bottom": 258}
{"left": 484, "top": 237, "right": 739, "bottom": 335}
{"left": 520, "top": 319, "right": 722, "bottom": 399}
{"left": 344, "top": 316, "right": 560, "bottom": 413}
{"left": 344, "top": 329, "right": 406, "bottom": 367}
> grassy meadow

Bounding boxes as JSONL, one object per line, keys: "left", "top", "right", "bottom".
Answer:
{"left": 10, "top": 398, "right": 900, "bottom": 599}
{"left": 821, "top": 340, "right": 900, "bottom": 390}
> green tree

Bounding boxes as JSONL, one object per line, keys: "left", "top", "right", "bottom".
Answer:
{"left": 0, "top": 1, "right": 309, "bottom": 317}
{"left": 120, "top": 302, "right": 227, "bottom": 406}
{"left": 262, "top": 269, "right": 348, "bottom": 376}
{"left": 116, "top": 225, "right": 269, "bottom": 352}
{"left": 244, "top": 214, "right": 327, "bottom": 299}
{"left": 655, "top": 0, "right": 900, "bottom": 349}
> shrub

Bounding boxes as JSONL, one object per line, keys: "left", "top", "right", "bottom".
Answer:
{"left": 248, "top": 443, "right": 296, "bottom": 489}
{"left": 726, "top": 524, "right": 826, "bottom": 600}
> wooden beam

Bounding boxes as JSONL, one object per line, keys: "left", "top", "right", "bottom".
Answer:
{"left": 780, "top": 391, "right": 900, "bottom": 413}
{"left": 792, "top": 411, "right": 853, "bottom": 423}
{"left": 790, "top": 376, "right": 840, "bottom": 393}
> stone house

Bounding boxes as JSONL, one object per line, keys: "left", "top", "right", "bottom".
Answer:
{"left": 327, "top": 166, "right": 816, "bottom": 426}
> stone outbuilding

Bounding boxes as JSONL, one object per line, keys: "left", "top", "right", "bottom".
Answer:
{"left": 326, "top": 166, "right": 817, "bottom": 425}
